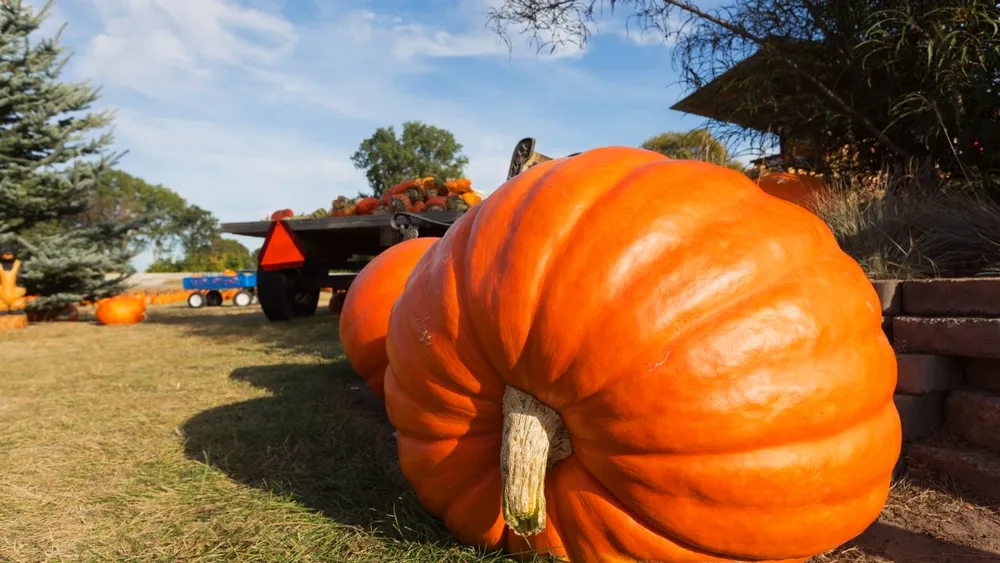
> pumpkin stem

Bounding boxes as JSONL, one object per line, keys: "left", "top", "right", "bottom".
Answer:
{"left": 500, "top": 385, "right": 572, "bottom": 536}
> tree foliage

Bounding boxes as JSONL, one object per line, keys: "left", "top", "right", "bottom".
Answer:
{"left": 0, "top": 0, "right": 130, "bottom": 311}
{"left": 641, "top": 128, "right": 745, "bottom": 170}
{"left": 147, "top": 237, "right": 254, "bottom": 273}
{"left": 486, "top": 0, "right": 1000, "bottom": 181}
{"left": 80, "top": 169, "right": 190, "bottom": 259}
{"left": 351, "top": 121, "right": 469, "bottom": 196}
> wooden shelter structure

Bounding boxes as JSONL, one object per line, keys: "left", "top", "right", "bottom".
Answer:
{"left": 669, "top": 41, "right": 829, "bottom": 168}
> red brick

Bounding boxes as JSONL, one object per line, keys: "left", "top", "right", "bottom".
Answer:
{"left": 893, "top": 317, "right": 1000, "bottom": 358}
{"left": 872, "top": 279, "right": 902, "bottom": 315}
{"left": 907, "top": 443, "right": 1000, "bottom": 504}
{"left": 881, "top": 315, "right": 893, "bottom": 342}
{"left": 945, "top": 390, "right": 1000, "bottom": 453}
{"left": 964, "top": 358, "right": 1000, "bottom": 392}
{"left": 893, "top": 393, "right": 944, "bottom": 442}
{"left": 895, "top": 354, "right": 963, "bottom": 394}
{"left": 900, "top": 277, "right": 1000, "bottom": 317}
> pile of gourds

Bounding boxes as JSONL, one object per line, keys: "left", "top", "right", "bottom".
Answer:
{"left": 270, "top": 177, "right": 484, "bottom": 221}
{"left": 337, "top": 146, "right": 902, "bottom": 563}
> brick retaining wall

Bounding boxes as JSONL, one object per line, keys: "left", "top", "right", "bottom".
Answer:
{"left": 874, "top": 278, "right": 1000, "bottom": 500}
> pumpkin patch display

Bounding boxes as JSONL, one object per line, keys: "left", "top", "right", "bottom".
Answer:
{"left": 384, "top": 146, "right": 899, "bottom": 562}
{"left": 339, "top": 237, "right": 439, "bottom": 401}
{"left": 95, "top": 296, "right": 147, "bottom": 326}
{"left": 275, "top": 177, "right": 485, "bottom": 220}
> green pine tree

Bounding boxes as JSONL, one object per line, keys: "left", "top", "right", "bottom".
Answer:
{"left": 0, "top": 0, "right": 132, "bottom": 312}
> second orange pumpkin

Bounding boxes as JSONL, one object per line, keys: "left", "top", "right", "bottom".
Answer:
{"left": 339, "top": 237, "right": 439, "bottom": 401}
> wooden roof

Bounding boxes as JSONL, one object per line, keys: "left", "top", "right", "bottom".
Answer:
{"left": 670, "top": 41, "right": 826, "bottom": 132}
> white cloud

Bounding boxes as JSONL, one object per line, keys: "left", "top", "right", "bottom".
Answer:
{"left": 46, "top": 0, "right": 691, "bottom": 274}
{"left": 111, "top": 109, "right": 362, "bottom": 221}
{"left": 75, "top": 0, "right": 296, "bottom": 97}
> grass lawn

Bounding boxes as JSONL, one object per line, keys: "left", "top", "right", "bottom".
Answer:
{"left": 2, "top": 304, "right": 999, "bottom": 562}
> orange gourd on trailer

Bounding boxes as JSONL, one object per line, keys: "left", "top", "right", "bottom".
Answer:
{"left": 339, "top": 237, "right": 439, "bottom": 401}
{"left": 356, "top": 197, "right": 380, "bottom": 216}
{"left": 757, "top": 172, "right": 826, "bottom": 208}
{"left": 384, "top": 146, "right": 899, "bottom": 562}
{"left": 96, "top": 296, "right": 146, "bottom": 325}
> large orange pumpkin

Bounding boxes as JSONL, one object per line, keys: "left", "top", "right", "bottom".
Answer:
{"left": 339, "top": 237, "right": 438, "bottom": 401}
{"left": 95, "top": 296, "right": 146, "bottom": 325}
{"left": 384, "top": 147, "right": 899, "bottom": 562}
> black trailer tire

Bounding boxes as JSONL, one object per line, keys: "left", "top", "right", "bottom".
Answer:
{"left": 233, "top": 290, "right": 253, "bottom": 307}
{"left": 187, "top": 292, "right": 205, "bottom": 309}
{"left": 291, "top": 288, "right": 321, "bottom": 318}
{"left": 257, "top": 268, "right": 320, "bottom": 321}
{"left": 257, "top": 269, "right": 296, "bottom": 321}
{"left": 205, "top": 290, "right": 224, "bottom": 307}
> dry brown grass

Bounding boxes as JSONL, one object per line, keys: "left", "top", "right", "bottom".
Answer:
{"left": 1, "top": 304, "right": 999, "bottom": 562}
{"left": 811, "top": 163, "right": 1000, "bottom": 280}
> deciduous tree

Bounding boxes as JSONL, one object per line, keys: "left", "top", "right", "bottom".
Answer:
{"left": 351, "top": 121, "right": 469, "bottom": 196}
{"left": 641, "top": 129, "right": 745, "bottom": 171}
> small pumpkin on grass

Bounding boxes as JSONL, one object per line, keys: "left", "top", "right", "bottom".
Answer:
{"left": 96, "top": 295, "right": 146, "bottom": 326}
{"left": 339, "top": 237, "right": 439, "bottom": 401}
{"left": 385, "top": 146, "right": 899, "bottom": 562}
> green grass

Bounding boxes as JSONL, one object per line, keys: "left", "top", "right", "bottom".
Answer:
{"left": 0, "top": 305, "right": 526, "bottom": 562}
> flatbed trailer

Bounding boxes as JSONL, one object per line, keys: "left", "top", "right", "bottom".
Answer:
{"left": 220, "top": 211, "right": 463, "bottom": 322}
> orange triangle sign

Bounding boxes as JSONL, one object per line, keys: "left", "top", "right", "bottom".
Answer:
{"left": 259, "top": 221, "right": 306, "bottom": 271}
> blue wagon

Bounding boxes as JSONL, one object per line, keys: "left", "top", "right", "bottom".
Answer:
{"left": 182, "top": 271, "right": 258, "bottom": 308}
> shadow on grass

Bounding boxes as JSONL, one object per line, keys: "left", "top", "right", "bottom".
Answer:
{"left": 180, "top": 361, "right": 449, "bottom": 543}
{"left": 145, "top": 305, "right": 342, "bottom": 359}
{"left": 167, "top": 308, "right": 1000, "bottom": 562}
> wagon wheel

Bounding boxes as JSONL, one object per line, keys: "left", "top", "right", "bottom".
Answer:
{"left": 233, "top": 290, "right": 253, "bottom": 307}
{"left": 205, "top": 290, "right": 224, "bottom": 307}
{"left": 257, "top": 268, "right": 320, "bottom": 321}
{"left": 187, "top": 292, "right": 205, "bottom": 309}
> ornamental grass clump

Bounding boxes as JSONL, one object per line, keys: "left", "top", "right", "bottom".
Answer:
{"left": 811, "top": 161, "right": 1000, "bottom": 279}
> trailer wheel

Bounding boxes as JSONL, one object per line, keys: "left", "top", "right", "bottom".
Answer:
{"left": 233, "top": 290, "right": 253, "bottom": 307}
{"left": 291, "top": 288, "right": 321, "bottom": 317}
{"left": 205, "top": 290, "right": 224, "bottom": 307}
{"left": 187, "top": 292, "right": 205, "bottom": 309}
{"left": 257, "top": 268, "right": 320, "bottom": 321}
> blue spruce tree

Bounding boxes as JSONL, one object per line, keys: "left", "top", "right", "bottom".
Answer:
{"left": 0, "top": 0, "right": 134, "bottom": 313}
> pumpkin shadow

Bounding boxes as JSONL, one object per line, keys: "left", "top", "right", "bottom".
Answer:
{"left": 179, "top": 362, "right": 449, "bottom": 541}
{"left": 835, "top": 521, "right": 1000, "bottom": 562}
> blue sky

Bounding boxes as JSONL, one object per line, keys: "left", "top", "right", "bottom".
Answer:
{"left": 37, "top": 0, "right": 732, "bottom": 269}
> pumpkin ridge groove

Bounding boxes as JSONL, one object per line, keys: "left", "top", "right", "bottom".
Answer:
{"left": 564, "top": 209, "right": 837, "bottom": 413}
{"left": 521, "top": 166, "right": 765, "bottom": 404}
{"left": 556, "top": 455, "right": 740, "bottom": 561}
{"left": 393, "top": 277, "right": 504, "bottom": 410}
{"left": 463, "top": 153, "right": 669, "bottom": 389}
